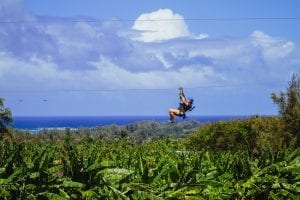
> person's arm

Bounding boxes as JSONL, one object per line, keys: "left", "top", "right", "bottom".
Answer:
{"left": 179, "top": 94, "right": 190, "bottom": 106}
{"left": 179, "top": 88, "right": 189, "bottom": 106}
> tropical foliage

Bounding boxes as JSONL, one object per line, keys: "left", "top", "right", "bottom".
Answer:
{"left": 0, "top": 97, "right": 13, "bottom": 139}
{"left": 0, "top": 128, "right": 299, "bottom": 199}
{"left": 272, "top": 73, "right": 300, "bottom": 146}
{"left": 187, "top": 116, "right": 294, "bottom": 153}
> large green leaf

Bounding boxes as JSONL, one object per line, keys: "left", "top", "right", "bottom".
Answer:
{"left": 98, "top": 168, "right": 133, "bottom": 184}
{"left": 86, "top": 160, "right": 115, "bottom": 172}
{"left": 62, "top": 180, "right": 84, "bottom": 188}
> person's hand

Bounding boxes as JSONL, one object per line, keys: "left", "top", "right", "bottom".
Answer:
{"left": 179, "top": 87, "right": 183, "bottom": 95}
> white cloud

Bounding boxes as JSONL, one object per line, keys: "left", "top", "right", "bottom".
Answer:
{"left": 131, "top": 8, "right": 208, "bottom": 43}
{"left": 0, "top": 53, "right": 75, "bottom": 90}
{"left": 0, "top": 53, "right": 222, "bottom": 92}
{"left": 251, "top": 30, "right": 295, "bottom": 61}
{"left": 89, "top": 56, "right": 221, "bottom": 89}
{"left": 1, "top": 25, "right": 297, "bottom": 91}
{"left": 0, "top": 2, "right": 298, "bottom": 95}
{"left": 132, "top": 8, "right": 190, "bottom": 42}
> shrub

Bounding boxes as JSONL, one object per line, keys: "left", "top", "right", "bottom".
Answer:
{"left": 186, "top": 116, "right": 292, "bottom": 153}
{"left": 0, "top": 97, "right": 13, "bottom": 139}
{"left": 272, "top": 73, "right": 300, "bottom": 147}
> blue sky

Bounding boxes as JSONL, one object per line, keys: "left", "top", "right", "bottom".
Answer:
{"left": 0, "top": 0, "right": 299, "bottom": 116}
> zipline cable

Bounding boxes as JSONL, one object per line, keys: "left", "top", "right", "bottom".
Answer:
{"left": 0, "top": 17, "right": 300, "bottom": 24}
{"left": 0, "top": 81, "right": 288, "bottom": 94}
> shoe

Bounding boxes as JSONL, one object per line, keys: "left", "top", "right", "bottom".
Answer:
{"left": 167, "top": 120, "right": 174, "bottom": 123}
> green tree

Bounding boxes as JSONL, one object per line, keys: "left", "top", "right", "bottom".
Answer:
{"left": 271, "top": 74, "right": 300, "bottom": 147}
{"left": 0, "top": 97, "right": 13, "bottom": 139}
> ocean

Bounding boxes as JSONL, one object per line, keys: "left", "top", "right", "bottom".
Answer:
{"left": 12, "top": 115, "right": 248, "bottom": 132}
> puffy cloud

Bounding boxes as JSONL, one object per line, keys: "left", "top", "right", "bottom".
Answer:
{"left": 251, "top": 30, "right": 295, "bottom": 61}
{"left": 131, "top": 8, "right": 208, "bottom": 43}
{"left": 132, "top": 9, "right": 190, "bottom": 42}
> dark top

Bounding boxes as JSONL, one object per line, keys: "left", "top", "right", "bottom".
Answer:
{"left": 178, "top": 102, "right": 192, "bottom": 113}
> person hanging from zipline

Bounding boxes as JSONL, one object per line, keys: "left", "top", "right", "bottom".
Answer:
{"left": 168, "top": 87, "right": 194, "bottom": 123}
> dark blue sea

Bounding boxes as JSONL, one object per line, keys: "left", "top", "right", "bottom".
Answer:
{"left": 12, "top": 116, "right": 249, "bottom": 132}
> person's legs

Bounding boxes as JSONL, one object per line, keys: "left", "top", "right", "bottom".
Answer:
{"left": 169, "top": 108, "right": 181, "bottom": 122}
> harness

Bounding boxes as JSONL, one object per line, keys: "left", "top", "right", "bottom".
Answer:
{"left": 178, "top": 102, "right": 195, "bottom": 119}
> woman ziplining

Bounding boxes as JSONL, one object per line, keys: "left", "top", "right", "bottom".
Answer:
{"left": 168, "top": 87, "right": 194, "bottom": 123}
